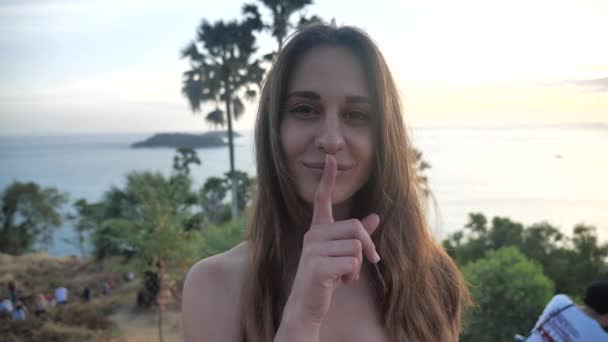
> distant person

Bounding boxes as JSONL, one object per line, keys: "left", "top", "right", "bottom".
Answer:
{"left": 102, "top": 280, "right": 112, "bottom": 296}
{"left": 44, "top": 293, "right": 55, "bottom": 307}
{"left": 0, "top": 298, "right": 13, "bottom": 314}
{"left": 124, "top": 271, "right": 135, "bottom": 282}
{"left": 7, "top": 281, "right": 17, "bottom": 304}
{"left": 55, "top": 286, "right": 68, "bottom": 305}
{"left": 524, "top": 280, "right": 608, "bottom": 341}
{"left": 34, "top": 294, "right": 49, "bottom": 317}
{"left": 82, "top": 286, "right": 91, "bottom": 302}
{"left": 12, "top": 301, "right": 26, "bottom": 321}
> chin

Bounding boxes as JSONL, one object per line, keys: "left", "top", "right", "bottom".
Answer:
{"left": 297, "top": 183, "right": 356, "bottom": 206}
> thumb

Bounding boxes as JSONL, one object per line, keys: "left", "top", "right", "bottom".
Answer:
{"left": 360, "top": 213, "right": 380, "bottom": 236}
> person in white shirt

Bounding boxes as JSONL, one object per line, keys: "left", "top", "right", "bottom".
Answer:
{"left": 0, "top": 298, "right": 13, "bottom": 313}
{"left": 55, "top": 286, "right": 68, "bottom": 304}
{"left": 524, "top": 280, "right": 608, "bottom": 341}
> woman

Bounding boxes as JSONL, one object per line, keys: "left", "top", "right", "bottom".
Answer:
{"left": 183, "top": 23, "right": 470, "bottom": 341}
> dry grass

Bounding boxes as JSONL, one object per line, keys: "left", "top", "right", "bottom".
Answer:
{"left": 0, "top": 253, "right": 158, "bottom": 341}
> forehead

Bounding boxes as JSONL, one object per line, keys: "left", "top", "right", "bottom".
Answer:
{"left": 287, "top": 45, "right": 370, "bottom": 98}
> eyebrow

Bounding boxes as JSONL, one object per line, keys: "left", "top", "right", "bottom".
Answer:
{"left": 286, "top": 91, "right": 371, "bottom": 104}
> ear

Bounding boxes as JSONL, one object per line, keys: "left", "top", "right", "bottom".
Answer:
{"left": 599, "top": 314, "right": 608, "bottom": 328}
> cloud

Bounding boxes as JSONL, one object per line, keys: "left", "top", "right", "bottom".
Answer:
{"left": 561, "top": 77, "right": 608, "bottom": 93}
{"left": 0, "top": 0, "right": 208, "bottom": 36}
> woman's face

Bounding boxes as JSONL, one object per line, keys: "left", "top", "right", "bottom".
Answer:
{"left": 280, "top": 45, "right": 375, "bottom": 210}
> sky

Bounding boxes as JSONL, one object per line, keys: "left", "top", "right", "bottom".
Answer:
{"left": 0, "top": 0, "right": 606, "bottom": 134}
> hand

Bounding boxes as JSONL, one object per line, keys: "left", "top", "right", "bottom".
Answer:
{"left": 281, "top": 154, "right": 381, "bottom": 327}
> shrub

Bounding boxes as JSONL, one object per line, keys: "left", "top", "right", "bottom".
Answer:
{"left": 462, "top": 247, "right": 554, "bottom": 341}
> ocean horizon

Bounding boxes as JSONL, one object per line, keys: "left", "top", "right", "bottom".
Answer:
{"left": 1, "top": 123, "right": 607, "bottom": 256}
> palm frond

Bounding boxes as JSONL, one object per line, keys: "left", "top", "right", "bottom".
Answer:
{"left": 232, "top": 97, "right": 245, "bottom": 120}
{"left": 205, "top": 108, "right": 225, "bottom": 129}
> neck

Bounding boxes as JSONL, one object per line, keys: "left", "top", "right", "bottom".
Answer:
{"left": 579, "top": 305, "right": 607, "bottom": 328}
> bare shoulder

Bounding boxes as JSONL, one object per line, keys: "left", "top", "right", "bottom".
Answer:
{"left": 182, "top": 241, "right": 250, "bottom": 342}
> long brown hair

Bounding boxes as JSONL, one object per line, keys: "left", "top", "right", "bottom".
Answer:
{"left": 242, "top": 24, "right": 471, "bottom": 341}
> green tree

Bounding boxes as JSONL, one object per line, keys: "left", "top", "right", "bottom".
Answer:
{"left": 200, "top": 217, "right": 247, "bottom": 258}
{"left": 0, "top": 181, "right": 68, "bottom": 255}
{"left": 198, "top": 170, "right": 254, "bottom": 224}
{"left": 568, "top": 224, "right": 608, "bottom": 291}
{"left": 443, "top": 213, "right": 491, "bottom": 265}
{"left": 487, "top": 216, "right": 524, "bottom": 249}
{"left": 90, "top": 187, "right": 137, "bottom": 259}
{"left": 199, "top": 176, "right": 229, "bottom": 224}
{"left": 462, "top": 247, "right": 554, "bottom": 341}
{"left": 181, "top": 9, "right": 265, "bottom": 220}
{"left": 444, "top": 213, "right": 525, "bottom": 266}
{"left": 172, "top": 147, "right": 201, "bottom": 175}
{"left": 120, "top": 171, "right": 202, "bottom": 342}
{"left": 66, "top": 198, "right": 103, "bottom": 257}
{"left": 224, "top": 170, "right": 254, "bottom": 211}
{"left": 444, "top": 214, "right": 608, "bottom": 298}
{"left": 519, "top": 222, "right": 572, "bottom": 293}
{"left": 89, "top": 170, "right": 202, "bottom": 342}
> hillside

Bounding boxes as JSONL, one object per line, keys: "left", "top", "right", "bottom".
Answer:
{"left": 131, "top": 131, "right": 241, "bottom": 148}
{"left": 0, "top": 253, "right": 182, "bottom": 341}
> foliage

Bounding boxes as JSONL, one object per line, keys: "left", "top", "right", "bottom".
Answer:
{"left": 173, "top": 147, "right": 201, "bottom": 175}
{"left": 411, "top": 147, "right": 431, "bottom": 198}
{"left": 91, "top": 171, "right": 202, "bottom": 274}
{"left": 199, "top": 176, "right": 228, "bottom": 224}
{"left": 444, "top": 213, "right": 608, "bottom": 297}
{"left": 0, "top": 181, "right": 68, "bottom": 255}
{"left": 181, "top": 9, "right": 265, "bottom": 220}
{"left": 198, "top": 170, "right": 255, "bottom": 224}
{"left": 461, "top": 247, "right": 554, "bottom": 342}
{"left": 225, "top": 170, "right": 254, "bottom": 211}
{"left": 66, "top": 198, "right": 103, "bottom": 257}
{"left": 200, "top": 217, "right": 247, "bottom": 258}
{"left": 244, "top": 0, "right": 321, "bottom": 51}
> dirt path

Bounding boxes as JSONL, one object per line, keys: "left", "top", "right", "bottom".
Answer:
{"left": 110, "top": 307, "right": 182, "bottom": 342}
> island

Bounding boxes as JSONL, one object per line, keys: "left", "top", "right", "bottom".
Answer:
{"left": 131, "top": 131, "right": 241, "bottom": 149}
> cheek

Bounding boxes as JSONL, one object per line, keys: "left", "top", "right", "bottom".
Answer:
{"left": 280, "top": 118, "right": 309, "bottom": 161}
{"left": 351, "top": 129, "right": 375, "bottom": 174}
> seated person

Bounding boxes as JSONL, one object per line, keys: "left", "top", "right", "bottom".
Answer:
{"left": 525, "top": 280, "right": 608, "bottom": 341}
{"left": 55, "top": 286, "right": 68, "bottom": 304}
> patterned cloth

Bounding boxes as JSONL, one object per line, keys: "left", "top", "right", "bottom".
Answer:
{"left": 526, "top": 294, "right": 607, "bottom": 342}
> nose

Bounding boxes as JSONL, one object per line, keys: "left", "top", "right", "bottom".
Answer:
{"left": 314, "top": 111, "right": 345, "bottom": 154}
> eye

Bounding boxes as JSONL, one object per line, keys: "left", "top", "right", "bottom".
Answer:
{"left": 289, "top": 104, "right": 318, "bottom": 118}
{"left": 343, "top": 110, "right": 370, "bottom": 123}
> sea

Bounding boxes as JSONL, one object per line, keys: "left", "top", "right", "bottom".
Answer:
{"left": 1, "top": 124, "right": 607, "bottom": 256}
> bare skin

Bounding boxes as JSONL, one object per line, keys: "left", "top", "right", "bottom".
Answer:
{"left": 182, "top": 243, "right": 390, "bottom": 342}
{"left": 183, "top": 47, "right": 391, "bottom": 341}
{"left": 183, "top": 157, "right": 390, "bottom": 341}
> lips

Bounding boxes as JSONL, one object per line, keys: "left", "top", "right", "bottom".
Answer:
{"left": 302, "top": 161, "right": 354, "bottom": 171}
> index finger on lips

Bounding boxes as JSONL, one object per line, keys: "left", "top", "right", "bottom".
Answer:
{"left": 312, "top": 154, "right": 337, "bottom": 225}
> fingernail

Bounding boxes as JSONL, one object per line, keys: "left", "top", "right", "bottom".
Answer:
{"left": 373, "top": 252, "right": 381, "bottom": 263}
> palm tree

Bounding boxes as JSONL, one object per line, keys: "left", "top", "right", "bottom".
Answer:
{"left": 181, "top": 9, "right": 265, "bottom": 220}
{"left": 244, "top": 0, "right": 321, "bottom": 53}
